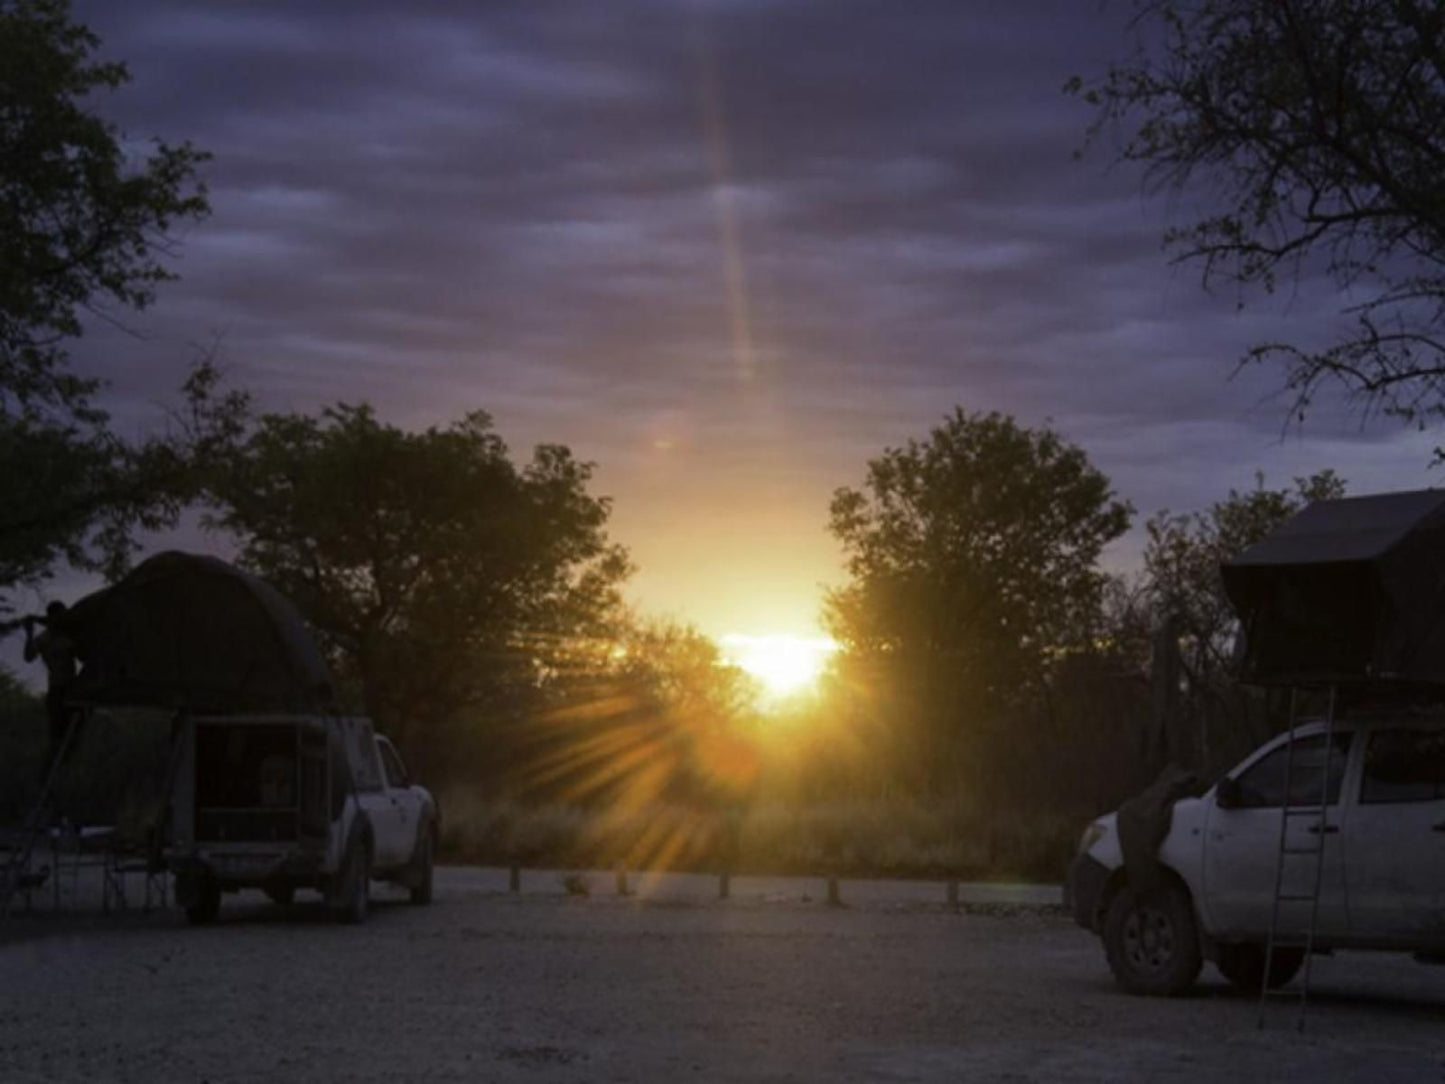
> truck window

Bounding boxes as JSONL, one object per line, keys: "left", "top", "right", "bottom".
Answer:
{"left": 1361, "top": 729, "right": 1445, "bottom": 804}
{"left": 342, "top": 719, "right": 385, "bottom": 793}
{"left": 1234, "top": 732, "right": 1351, "bottom": 808}
{"left": 378, "top": 740, "right": 408, "bottom": 789}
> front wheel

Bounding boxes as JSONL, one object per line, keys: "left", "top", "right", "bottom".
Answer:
{"left": 1103, "top": 882, "right": 1202, "bottom": 996}
{"left": 1215, "top": 943, "right": 1304, "bottom": 993}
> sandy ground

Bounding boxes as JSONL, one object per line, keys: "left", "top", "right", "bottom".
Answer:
{"left": 1, "top": 868, "right": 1443, "bottom": 1083}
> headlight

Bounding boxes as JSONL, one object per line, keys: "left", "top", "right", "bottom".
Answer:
{"left": 1078, "top": 821, "right": 1107, "bottom": 855}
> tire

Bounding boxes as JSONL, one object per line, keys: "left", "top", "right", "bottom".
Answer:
{"left": 265, "top": 884, "right": 295, "bottom": 907}
{"left": 1215, "top": 943, "right": 1305, "bottom": 993}
{"left": 408, "top": 829, "right": 434, "bottom": 906}
{"left": 184, "top": 878, "right": 221, "bottom": 926}
{"left": 1103, "top": 881, "right": 1203, "bottom": 996}
{"left": 330, "top": 836, "right": 370, "bottom": 925}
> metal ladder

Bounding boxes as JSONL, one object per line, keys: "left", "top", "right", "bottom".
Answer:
{"left": 1258, "top": 686, "right": 1337, "bottom": 1029}
{"left": 0, "top": 709, "right": 85, "bottom": 919}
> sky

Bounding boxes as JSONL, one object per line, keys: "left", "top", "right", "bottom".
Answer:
{"left": 48, "top": 0, "right": 1443, "bottom": 645}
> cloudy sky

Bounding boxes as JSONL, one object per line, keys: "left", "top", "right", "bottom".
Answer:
{"left": 62, "top": 0, "right": 1441, "bottom": 642}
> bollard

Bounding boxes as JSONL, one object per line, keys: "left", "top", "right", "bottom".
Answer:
{"left": 719, "top": 870, "right": 731, "bottom": 900}
{"left": 614, "top": 862, "right": 629, "bottom": 896}
{"left": 509, "top": 865, "right": 521, "bottom": 893}
{"left": 947, "top": 879, "right": 959, "bottom": 911}
{"left": 827, "top": 876, "right": 842, "bottom": 907}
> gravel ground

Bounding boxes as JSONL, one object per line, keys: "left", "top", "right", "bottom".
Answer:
{"left": 1, "top": 868, "right": 1442, "bottom": 1083}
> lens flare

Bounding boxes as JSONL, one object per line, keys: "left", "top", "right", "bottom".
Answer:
{"left": 721, "top": 634, "right": 836, "bottom": 699}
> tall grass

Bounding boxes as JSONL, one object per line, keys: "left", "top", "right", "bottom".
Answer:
{"left": 437, "top": 789, "right": 1082, "bottom": 883}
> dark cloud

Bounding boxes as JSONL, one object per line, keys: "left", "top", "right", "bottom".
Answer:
{"left": 57, "top": 0, "right": 1439, "bottom": 635}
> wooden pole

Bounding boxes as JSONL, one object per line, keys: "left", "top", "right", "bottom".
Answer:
{"left": 947, "top": 879, "right": 959, "bottom": 911}
{"left": 509, "top": 865, "right": 520, "bottom": 893}
{"left": 614, "top": 862, "right": 629, "bottom": 896}
{"left": 826, "top": 876, "right": 842, "bottom": 907}
{"left": 719, "top": 870, "right": 731, "bottom": 900}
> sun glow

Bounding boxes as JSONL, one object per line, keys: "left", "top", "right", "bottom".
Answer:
{"left": 722, "top": 633, "right": 837, "bottom": 700}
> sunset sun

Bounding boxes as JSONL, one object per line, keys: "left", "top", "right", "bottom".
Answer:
{"left": 722, "top": 633, "right": 837, "bottom": 700}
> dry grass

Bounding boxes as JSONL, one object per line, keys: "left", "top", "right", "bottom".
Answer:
{"left": 0, "top": 683, "right": 1083, "bottom": 883}
{"left": 437, "top": 790, "right": 1081, "bottom": 883}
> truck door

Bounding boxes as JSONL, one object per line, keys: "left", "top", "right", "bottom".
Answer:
{"left": 342, "top": 719, "right": 407, "bottom": 868}
{"left": 1344, "top": 725, "right": 1445, "bottom": 943}
{"left": 1201, "top": 731, "right": 1352, "bottom": 940}
{"left": 377, "top": 737, "right": 422, "bottom": 862}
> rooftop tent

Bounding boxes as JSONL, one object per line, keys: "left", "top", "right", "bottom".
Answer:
{"left": 1221, "top": 489, "right": 1445, "bottom": 686}
{"left": 65, "top": 551, "right": 335, "bottom": 713}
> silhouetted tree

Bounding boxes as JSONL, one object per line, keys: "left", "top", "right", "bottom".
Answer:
{"left": 1141, "top": 469, "right": 1346, "bottom": 767}
{"left": 1073, "top": 1, "right": 1445, "bottom": 432}
{"left": 825, "top": 408, "right": 1132, "bottom": 793}
{"left": 520, "top": 619, "right": 761, "bottom": 811}
{"left": 201, "top": 404, "right": 632, "bottom": 779}
{"left": 0, "top": 0, "right": 210, "bottom": 602}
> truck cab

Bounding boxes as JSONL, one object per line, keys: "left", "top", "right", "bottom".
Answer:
{"left": 166, "top": 714, "right": 438, "bottom": 924}
{"left": 1070, "top": 714, "right": 1445, "bottom": 994}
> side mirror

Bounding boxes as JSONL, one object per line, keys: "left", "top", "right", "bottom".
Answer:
{"left": 1215, "top": 776, "right": 1243, "bottom": 810}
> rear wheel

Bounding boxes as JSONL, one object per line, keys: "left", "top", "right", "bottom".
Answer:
{"left": 264, "top": 884, "right": 295, "bottom": 907}
{"left": 329, "top": 837, "right": 370, "bottom": 925}
{"left": 1103, "top": 881, "right": 1202, "bottom": 996}
{"left": 408, "top": 830, "right": 434, "bottom": 906}
{"left": 1215, "top": 943, "right": 1305, "bottom": 992}
{"left": 184, "top": 877, "right": 221, "bottom": 926}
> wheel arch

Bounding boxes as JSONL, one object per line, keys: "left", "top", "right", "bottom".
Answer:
{"left": 1098, "top": 864, "right": 1198, "bottom": 929}
{"left": 1101, "top": 862, "right": 1214, "bottom": 963}
{"left": 348, "top": 808, "right": 375, "bottom": 860}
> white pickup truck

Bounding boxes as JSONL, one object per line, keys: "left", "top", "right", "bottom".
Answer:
{"left": 166, "top": 714, "right": 438, "bottom": 924}
{"left": 1069, "top": 714, "right": 1445, "bottom": 995}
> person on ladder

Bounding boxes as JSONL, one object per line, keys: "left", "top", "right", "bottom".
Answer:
{"left": 23, "top": 602, "right": 79, "bottom": 777}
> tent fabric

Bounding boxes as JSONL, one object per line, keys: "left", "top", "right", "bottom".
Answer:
{"left": 1224, "top": 489, "right": 1445, "bottom": 566}
{"left": 1117, "top": 764, "right": 1200, "bottom": 894}
{"left": 1222, "top": 489, "right": 1445, "bottom": 687}
{"left": 65, "top": 552, "right": 334, "bottom": 713}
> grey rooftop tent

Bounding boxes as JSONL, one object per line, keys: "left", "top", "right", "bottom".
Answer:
{"left": 1221, "top": 489, "right": 1445, "bottom": 686}
{"left": 65, "top": 551, "right": 334, "bottom": 713}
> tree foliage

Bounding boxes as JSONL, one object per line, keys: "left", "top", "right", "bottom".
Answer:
{"left": 824, "top": 409, "right": 1131, "bottom": 792}
{"left": 827, "top": 408, "right": 1132, "bottom": 681}
{"left": 202, "top": 404, "right": 633, "bottom": 776}
{"left": 1142, "top": 469, "right": 1346, "bottom": 688}
{"left": 0, "top": 0, "right": 210, "bottom": 603}
{"left": 0, "top": 363, "right": 247, "bottom": 605}
{"left": 1, "top": 0, "right": 208, "bottom": 417}
{"left": 519, "top": 619, "right": 762, "bottom": 808}
{"left": 1073, "top": 1, "right": 1445, "bottom": 427}
{"left": 1132, "top": 469, "right": 1346, "bottom": 769}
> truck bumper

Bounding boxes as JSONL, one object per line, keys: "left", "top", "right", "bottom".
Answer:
{"left": 1068, "top": 853, "right": 1110, "bottom": 932}
{"left": 168, "top": 848, "right": 325, "bottom": 893}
